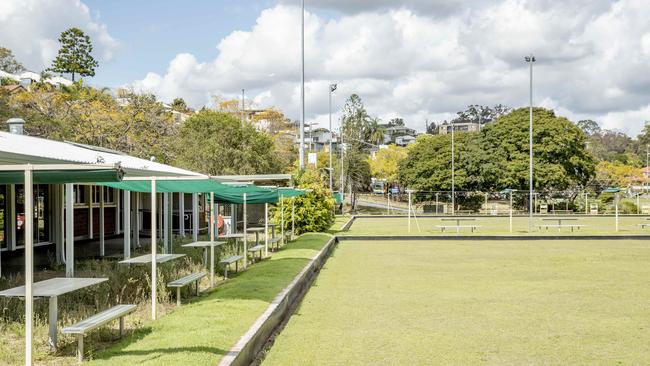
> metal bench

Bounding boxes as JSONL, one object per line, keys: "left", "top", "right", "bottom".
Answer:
{"left": 62, "top": 304, "right": 136, "bottom": 362}
{"left": 435, "top": 225, "right": 481, "bottom": 233}
{"left": 537, "top": 224, "right": 585, "bottom": 232}
{"left": 167, "top": 272, "right": 205, "bottom": 306}
{"left": 219, "top": 255, "right": 244, "bottom": 279}
{"left": 247, "top": 245, "right": 264, "bottom": 263}
{"left": 269, "top": 237, "right": 282, "bottom": 251}
{"left": 284, "top": 230, "right": 293, "bottom": 243}
{"left": 636, "top": 223, "right": 650, "bottom": 229}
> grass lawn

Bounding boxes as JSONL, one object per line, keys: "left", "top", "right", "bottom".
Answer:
{"left": 343, "top": 215, "right": 650, "bottom": 236}
{"left": 81, "top": 233, "right": 332, "bottom": 365}
{"left": 263, "top": 239, "right": 650, "bottom": 365}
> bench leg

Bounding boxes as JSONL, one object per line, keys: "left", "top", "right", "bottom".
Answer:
{"left": 77, "top": 334, "right": 84, "bottom": 363}
{"left": 196, "top": 280, "right": 199, "bottom": 296}
{"left": 119, "top": 316, "right": 125, "bottom": 336}
{"left": 176, "top": 287, "right": 181, "bottom": 306}
{"left": 235, "top": 261, "right": 239, "bottom": 273}
{"left": 224, "top": 265, "right": 229, "bottom": 280}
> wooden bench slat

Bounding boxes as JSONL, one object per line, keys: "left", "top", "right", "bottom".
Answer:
{"left": 62, "top": 305, "right": 136, "bottom": 335}
{"left": 220, "top": 255, "right": 244, "bottom": 264}
{"left": 248, "top": 245, "right": 264, "bottom": 252}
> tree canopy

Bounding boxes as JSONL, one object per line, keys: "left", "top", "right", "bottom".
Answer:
{"left": 0, "top": 47, "right": 24, "bottom": 73}
{"left": 399, "top": 108, "right": 596, "bottom": 192}
{"left": 174, "top": 110, "right": 281, "bottom": 175}
{"left": 49, "top": 28, "right": 99, "bottom": 81}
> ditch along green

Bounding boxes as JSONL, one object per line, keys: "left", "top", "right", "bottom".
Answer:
{"left": 263, "top": 239, "right": 650, "bottom": 365}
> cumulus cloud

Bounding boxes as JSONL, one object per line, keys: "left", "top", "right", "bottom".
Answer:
{"left": 0, "top": 0, "right": 118, "bottom": 72}
{"left": 133, "top": 0, "right": 650, "bottom": 135}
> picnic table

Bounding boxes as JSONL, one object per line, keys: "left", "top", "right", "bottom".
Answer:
{"left": 0, "top": 277, "right": 107, "bottom": 348}
{"left": 246, "top": 227, "right": 266, "bottom": 246}
{"left": 436, "top": 218, "right": 480, "bottom": 233}
{"left": 182, "top": 241, "right": 226, "bottom": 266}
{"left": 538, "top": 218, "right": 584, "bottom": 232}
{"left": 118, "top": 253, "right": 186, "bottom": 265}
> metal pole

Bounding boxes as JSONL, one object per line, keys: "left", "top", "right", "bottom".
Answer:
{"left": 585, "top": 192, "right": 588, "bottom": 215}
{"left": 526, "top": 54, "right": 535, "bottom": 232}
{"left": 243, "top": 193, "right": 248, "bottom": 268}
{"left": 65, "top": 183, "right": 74, "bottom": 277}
{"left": 151, "top": 181, "right": 157, "bottom": 320}
{"left": 24, "top": 166, "right": 34, "bottom": 366}
{"left": 241, "top": 89, "right": 245, "bottom": 125}
{"left": 509, "top": 191, "right": 513, "bottom": 233}
{"left": 291, "top": 197, "right": 295, "bottom": 240}
{"left": 264, "top": 203, "right": 269, "bottom": 257}
{"left": 408, "top": 190, "right": 412, "bottom": 233}
{"left": 179, "top": 193, "right": 185, "bottom": 237}
{"left": 615, "top": 192, "right": 619, "bottom": 232}
{"left": 192, "top": 193, "right": 198, "bottom": 241}
{"left": 281, "top": 195, "right": 285, "bottom": 245}
{"left": 451, "top": 120, "right": 455, "bottom": 215}
{"left": 123, "top": 190, "right": 131, "bottom": 259}
{"left": 99, "top": 186, "right": 105, "bottom": 256}
{"left": 329, "top": 85, "right": 333, "bottom": 192}
{"left": 299, "top": 0, "right": 305, "bottom": 169}
{"left": 209, "top": 192, "right": 215, "bottom": 287}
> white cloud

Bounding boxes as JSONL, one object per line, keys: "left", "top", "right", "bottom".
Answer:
{"left": 132, "top": 0, "right": 650, "bottom": 135}
{"left": 0, "top": 0, "right": 118, "bottom": 72}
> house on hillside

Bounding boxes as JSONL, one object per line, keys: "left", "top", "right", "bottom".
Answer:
{"left": 382, "top": 125, "right": 417, "bottom": 144}
{"left": 438, "top": 121, "right": 480, "bottom": 135}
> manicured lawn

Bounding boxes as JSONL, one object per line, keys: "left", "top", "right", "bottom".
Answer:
{"left": 343, "top": 215, "right": 650, "bottom": 236}
{"left": 263, "top": 239, "right": 650, "bottom": 365}
{"left": 85, "top": 233, "right": 332, "bottom": 365}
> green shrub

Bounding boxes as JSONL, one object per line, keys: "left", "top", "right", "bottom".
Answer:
{"left": 272, "top": 170, "right": 335, "bottom": 235}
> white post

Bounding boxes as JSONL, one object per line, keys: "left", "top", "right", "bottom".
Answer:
{"left": 179, "top": 193, "right": 185, "bottom": 237}
{"left": 264, "top": 203, "right": 269, "bottom": 257}
{"left": 192, "top": 193, "right": 198, "bottom": 241}
{"left": 291, "top": 197, "right": 295, "bottom": 240}
{"left": 209, "top": 192, "right": 215, "bottom": 287}
{"left": 135, "top": 192, "right": 140, "bottom": 247}
{"left": 408, "top": 190, "right": 412, "bottom": 233}
{"left": 88, "top": 186, "right": 93, "bottom": 239}
{"left": 123, "top": 190, "right": 131, "bottom": 259}
{"left": 435, "top": 193, "right": 439, "bottom": 214}
{"left": 163, "top": 192, "right": 169, "bottom": 253}
{"left": 280, "top": 195, "right": 285, "bottom": 245}
{"left": 9, "top": 185, "right": 16, "bottom": 251}
{"left": 585, "top": 192, "right": 588, "bottom": 215}
{"left": 24, "top": 167, "right": 34, "bottom": 366}
{"left": 116, "top": 189, "right": 121, "bottom": 234}
{"left": 65, "top": 184, "right": 74, "bottom": 277}
{"left": 243, "top": 194, "right": 248, "bottom": 268}
{"left": 151, "top": 181, "right": 157, "bottom": 320}
{"left": 509, "top": 191, "right": 513, "bottom": 233}
{"left": 387, "top": 192, "right": 390, "bottom": 215}
{"left": 99, "top": 186, "right": 105, "bottom": 257}
{"left": 615, "top": 192, "right": 619, "bottom": 232}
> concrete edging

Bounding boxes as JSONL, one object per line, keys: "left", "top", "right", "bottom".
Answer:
{"left": 217, "top": 234, "right": 338, "bottom": 366}
{"left": 339, "top": 215, "right": 356, "bottom": 231}
{"left": 338, "top": 235, "right": 650, "bottom": 241}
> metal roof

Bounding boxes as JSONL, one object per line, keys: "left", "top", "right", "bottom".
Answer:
{"left": 0, "top": 131, "right": 201, "bottom": 177}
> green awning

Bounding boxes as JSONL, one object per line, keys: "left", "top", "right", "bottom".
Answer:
{"left": 278, "top": 188, "right": 308, "bottom": 198}
{"left": 99, "top": 179, "right": 285, "bottom": 204}
{"left": 0, "top": 169, "right": 123, "bottom": 184}
{"left": 333, "top": 192, "right": 344, "bottom": 204}
{"left": 603, "top": 187, "right": 620, "bottom": 193}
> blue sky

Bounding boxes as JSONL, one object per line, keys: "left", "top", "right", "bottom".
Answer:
{"left": 1, "top": 0, "right": 649, "bottom": 134}
{"left": 83, "top": 0, "right": 275, "bottom": 87}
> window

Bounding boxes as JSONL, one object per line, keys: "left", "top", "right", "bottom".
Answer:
{"left": 74, "top": 185, "right": 87, "bottom": 205}
{"left": 91, "top": 186, "right": 115, "bottom": 204}
{"left": 16, "top": 184, "right": 50, "bottom": 245}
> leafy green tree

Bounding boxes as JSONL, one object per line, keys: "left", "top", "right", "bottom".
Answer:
{"left": 576, "top": 119, "right": 601, "bottom": 136}
{"left": 340, "top": 94, "right": 373, "bottom": 208}
{"left": 273, "top": 169, "right": 335, "bottom": 234}
{"left": 48, "top": 28, "right": 99, "bottom": 81}
{"left": 369, "top": 145, "right": 408, "bottom": 183}
{"left": 170, "top": 97, "right": 189, "bottom": 113}
{"left": 399, "top": 108, "right": 596, "bottom": 193}
{"left": 175, "top": 110, "right": 280, "bottom": 175}
{"left": 387, "top": 117, "right": 404, "bottom": 127}
{"left": 0, "top": 47, "right": 24, "bottom": 73}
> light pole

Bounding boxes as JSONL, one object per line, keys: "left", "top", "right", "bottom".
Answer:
{"left": 241, "top": 89, "right": 245, "bottom": 125}
{"left": 299, "top": 0, "right": 306, "bottom": 169}
{"left": 451, "top": 120, "right": 455, "bottom": 215}
{"left": 329, "top": 83, "right": 337, "bottom": 192}
{"left": 525, "top": 54, "right": 535, "bottom": 231}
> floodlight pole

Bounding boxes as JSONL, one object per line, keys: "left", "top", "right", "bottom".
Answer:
{"left": 299, "top": 0, "right": 305, "bottom": 169}
{"left": 585, "top": 192, "right": 589, "bottom": 215}
{"left": 525, "top": 54, "right": 536, "bottom": 232}
{"left": 329, "top": 83, "right": 337, "bottom": 192}
{"left": 615, "top": 192, "right": 619, "bottom": 232}
{"left": 509, "top": 190, "right": 513, "bottom": 233}
{"left": 209, "top": 192, "right": 215, "bottom": 287}
{"left": 451, "top": 120, "right": 455, "bottom": 215}
{"left": 408, "top": 190, "right": 412, "bottom": 233}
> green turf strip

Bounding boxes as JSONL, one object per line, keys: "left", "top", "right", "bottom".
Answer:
{"left": 344, "top": 215, "right": 650, "bottom": 236}
{"left": 87, "top": 233, "right": 332, "bottom": 365}
{"left": 263, "top": 239, "right": 650, "bottom": 365}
